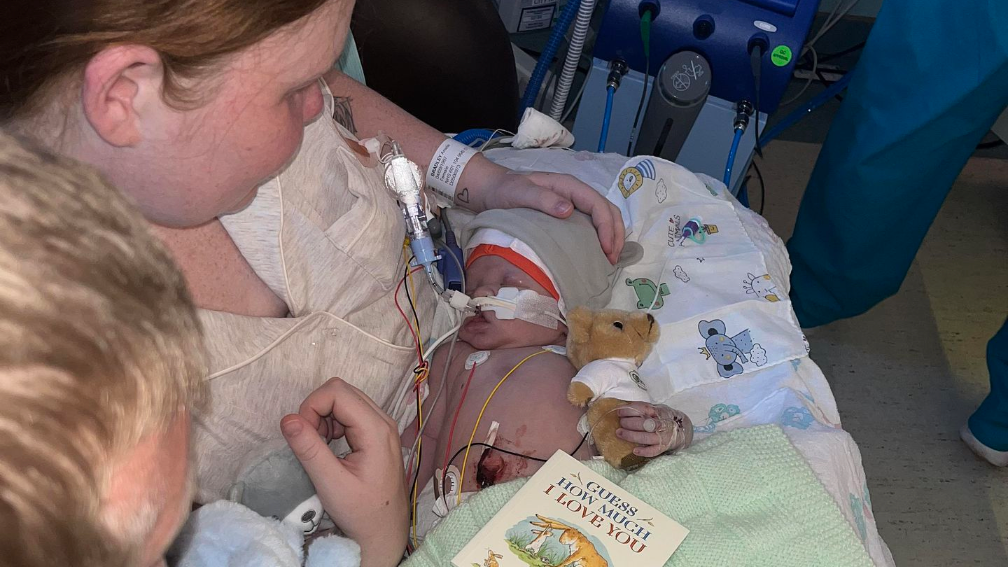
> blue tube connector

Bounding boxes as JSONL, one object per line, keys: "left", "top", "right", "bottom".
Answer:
{"left": 724, "top": 127, "right": 744, "bottom": 187}
{"left": 598, "top": 85, "right": 617, "bottom": 152}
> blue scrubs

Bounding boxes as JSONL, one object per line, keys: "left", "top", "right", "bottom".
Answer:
{"left": 786, "top": 0, "right": 1008, "bottom": 450}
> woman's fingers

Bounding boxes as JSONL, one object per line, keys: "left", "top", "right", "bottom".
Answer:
{"left": 481, "top": 169, "right": 627, "bottom": 265}
{"left": 526, "top": 172, "right": 626, "bottom": 264}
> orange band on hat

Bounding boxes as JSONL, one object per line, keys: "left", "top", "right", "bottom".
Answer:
{"left": 466, "top": 244, "right": 560, "bottom": 301}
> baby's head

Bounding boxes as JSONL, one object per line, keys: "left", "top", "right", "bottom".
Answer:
{"left": 459, "top": 208, "right": 641, "bottom": 350}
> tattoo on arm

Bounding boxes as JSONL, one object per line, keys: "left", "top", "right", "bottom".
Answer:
{"left": 332, "top": 96, "right": 357, "bottom": 135}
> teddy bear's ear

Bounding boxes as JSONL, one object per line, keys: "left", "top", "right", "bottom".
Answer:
{"left": 566, "top": 306, "right": 593, "bottom": 344}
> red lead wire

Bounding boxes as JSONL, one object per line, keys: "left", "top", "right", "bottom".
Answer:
{"left": 442, "top": 363, "right": 478, "bottom": 476}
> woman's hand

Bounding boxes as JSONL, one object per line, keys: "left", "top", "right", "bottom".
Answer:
{"left": 461, "top": 160, "right": 626, "bottom": 264}
{"left": 281, "top": 378, "right": 407, "bottom": 567}
{"left": 614, "top": 402, "right": 694, "bottom": 458}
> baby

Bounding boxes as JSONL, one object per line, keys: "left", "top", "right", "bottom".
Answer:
{"left": 402, "top": 208, "right": 685, "bottom": 539}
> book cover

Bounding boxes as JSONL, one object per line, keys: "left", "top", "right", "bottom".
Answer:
{"left": 452, "top": 450, "right": 688, "bottom": 567}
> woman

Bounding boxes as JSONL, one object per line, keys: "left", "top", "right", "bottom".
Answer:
{"left": 2, "top": 0, "right": 625, "bottom": 532}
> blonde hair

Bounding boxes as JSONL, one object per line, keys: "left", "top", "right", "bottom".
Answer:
{"left": 0, "top": 132, "right": 207, "bottom": 566}
{"left": 0, "top": 0, "right": 329, "bottom": 122}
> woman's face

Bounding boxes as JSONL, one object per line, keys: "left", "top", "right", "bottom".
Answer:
{"left": 124, "top": 0, "right": 351, "bottom": 227}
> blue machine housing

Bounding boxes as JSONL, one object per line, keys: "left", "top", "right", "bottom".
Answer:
{"left": 593, "top": 0, "right": 821, "bottom": 113}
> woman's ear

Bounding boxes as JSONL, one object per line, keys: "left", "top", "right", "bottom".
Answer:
{"left": 81, "top": 45, "right": 165, "bottom": 147}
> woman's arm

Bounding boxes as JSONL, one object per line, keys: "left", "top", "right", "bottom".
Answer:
{"left": 322, "top": 70, "right": 626, "bottom": 263}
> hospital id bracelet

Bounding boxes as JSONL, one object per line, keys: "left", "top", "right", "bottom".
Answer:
{"left": 426, "top": 138, "right": 478, "bottom": 209}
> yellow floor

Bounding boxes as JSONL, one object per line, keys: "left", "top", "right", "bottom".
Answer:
{"left": 759, "top": 141, "right": 1008, "bottom": 566}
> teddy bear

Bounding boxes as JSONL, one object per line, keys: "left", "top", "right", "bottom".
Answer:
{"left": 565, "top": 306, "right": 692, "bottom": 469}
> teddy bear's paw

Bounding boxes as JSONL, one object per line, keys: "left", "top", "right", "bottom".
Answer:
{"left": 567, "top": 382, "right": 595, "bottom": 407}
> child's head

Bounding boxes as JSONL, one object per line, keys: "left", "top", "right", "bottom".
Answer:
{"left": 459, "top": 208, "right": 641, "bottom": 350}
{"left": 0, "top": 133, "right": 206, "bottom": 567}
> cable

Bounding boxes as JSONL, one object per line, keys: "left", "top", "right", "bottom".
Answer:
{"left": 818, "top": 41, "right": 866, "bottom": 64}
{"left": 598, "top": 85, "right": 616, "bottom": 152}
{"left": 519, "top": 0, "right": 582, "bottom": 117}
{"left": 750, "top": 46, "right": 764, "bottom": 157}
{"left": 781, "top": 46, "right": 818, "bottom": 106}
{"left": 550, "top": 0, "right": 597, "bottom": 120}
{"left": 457, "top": 349, "right": 548, "bottom": 503}
{"left": 404, "top": 261, "right": 424, "bottom": 360}
{"left": 424, "top": 325, "right": 462, "bottom": 361}
{"left": 760, "top": 70, "right": 853, "bottom": 148}
{"left": 753, "top": 159, "right": 766, "bottom": 213}
{"left": 782, "top": 0, "right": 861, "bottom": 108}
{"left": 626, "top": 9, "right": 653, "bottom": 155}
{"left": 402, "top": 212, "right": 467, "bottom": 470}
{"left": 394, "top": 264, "right": 425, "bottom": 362}
{"left": 560, "top": 74, "right": 590, "bottom": 124}
{"left": 815, "top": 69, "right": 845, "bottom": 101}
{"left": 804, "top": 0, "right": 864, "bottom": 53}
{"left": 443, "top": 433, "right": 590, "bottom": 497}
{"left": 724, "top": 127, "right": 744, "bottom": 187}
{"left": 442, "top": 364, "right": 477, "bottom": 476}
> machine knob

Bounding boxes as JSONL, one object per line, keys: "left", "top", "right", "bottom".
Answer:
{"left": 657, "top": 51, "right": 712, "bottom": 107}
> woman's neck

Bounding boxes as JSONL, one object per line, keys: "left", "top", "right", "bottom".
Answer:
{"left": 151, "top": 222, "right": 289, "bottom": 318}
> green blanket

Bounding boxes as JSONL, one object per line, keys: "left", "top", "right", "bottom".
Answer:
{"left": 404, "top": 425, "right": 873, "bottom": 567}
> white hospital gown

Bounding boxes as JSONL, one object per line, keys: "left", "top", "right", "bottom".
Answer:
{"left": 192, "top": 88, "right": 451, "bottom": 502}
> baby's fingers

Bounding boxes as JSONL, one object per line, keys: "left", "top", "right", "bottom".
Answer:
{"left": 632, "top": 443, "right": 668, "bottom": 458}
{"left": 619, "top": 416, "right": 651, "bottom": 432}
{"left": 616, "top": 427, "right": 661, "bottom": 446}
{"left": 616, "top": 402, "right": 659, "bottom": 419}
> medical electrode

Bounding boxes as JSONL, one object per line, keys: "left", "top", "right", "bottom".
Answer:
{"left": 382, "top": 142, "right": 440, "bottom": 281}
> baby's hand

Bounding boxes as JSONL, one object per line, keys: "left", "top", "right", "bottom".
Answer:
{"left": 281, "top": 378, "right": 408, "bottom": 567}
{"left": 614, "top": 402, "right": 694, "bottom": 458}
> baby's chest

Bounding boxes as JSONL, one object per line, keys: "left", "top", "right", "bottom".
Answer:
{"left": 446, "top": 351, "right": 580, "bottom": 433}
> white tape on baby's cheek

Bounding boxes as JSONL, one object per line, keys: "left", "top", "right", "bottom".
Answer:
{"left": 427, "top": 138, "right": 477, "bottom": 208}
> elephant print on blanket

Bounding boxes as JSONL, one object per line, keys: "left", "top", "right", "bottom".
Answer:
{"left": 697, "top": 319, "right": 767, "bottom": 378}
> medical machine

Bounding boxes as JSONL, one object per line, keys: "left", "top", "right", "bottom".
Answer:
{"left": 495, "top": 0, "right": 562, "bottom": 33}
{"left": 570, "top": 0, "right": 821, "bottom": 194}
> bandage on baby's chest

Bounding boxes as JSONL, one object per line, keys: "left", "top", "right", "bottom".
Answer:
{"left": 427, "top": 138, "right": 477, "bottom": 207}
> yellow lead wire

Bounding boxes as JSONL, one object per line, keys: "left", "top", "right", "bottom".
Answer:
{"left": 456, "top": 349, "right": 548, "bottom": 504}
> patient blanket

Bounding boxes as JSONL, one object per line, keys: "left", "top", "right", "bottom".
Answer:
{"left": 403, "top": 425, "right": 873, "bottom": 567}
{"left": 605, "top": 157, "right": 807, "bottom": 401}
{"left": 482, "top": 149, "right": 894, "bottom": 566}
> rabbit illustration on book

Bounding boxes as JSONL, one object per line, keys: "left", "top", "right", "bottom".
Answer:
{"left": 530, "top": 515, "right": 609, "bottom": 567}
{"left": 482, "top": 549, "right": 503, "bottom": 567}
{"left": 524, "top": 527, "right": 554, "bottom": 555}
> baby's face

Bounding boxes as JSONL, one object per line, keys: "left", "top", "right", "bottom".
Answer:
{"left": 460, "top": 255, "right": 567, "bottom": 350}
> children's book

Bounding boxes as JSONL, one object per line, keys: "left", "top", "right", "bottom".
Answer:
{"left": 452, "top": 450, "right": 688, "bottom": 567}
